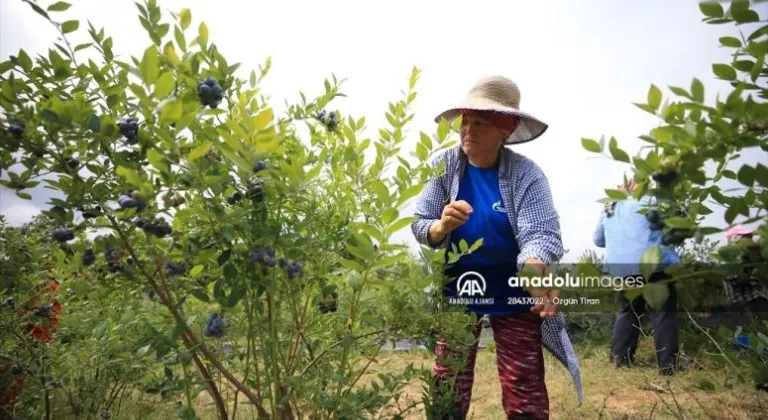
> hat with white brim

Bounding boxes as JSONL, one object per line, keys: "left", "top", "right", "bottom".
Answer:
{"left": 435, "top": 75, "right": 549, "bottom": 145}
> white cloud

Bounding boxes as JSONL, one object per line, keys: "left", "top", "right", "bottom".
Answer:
{"left": 1, "top": 0, "right": 762, "bottom": 260}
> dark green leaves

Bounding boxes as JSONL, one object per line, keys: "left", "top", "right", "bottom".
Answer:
{"left": 691, "top": 78, "right": 705, "bottom": 103}
{"left": 737, "top": 164, "right": 755, "bottom": 186}
{"left": 608, "top": 137, "right": 630, "bottom": 163}
{"left": 47, "top": 2, "right": 71, "bottom": 11}
{"left": 643, "top": 282, "right": 670, "bottom": 311}
{"left": 719, "top": 37, "right": 741, "bottom": 48}
{"left": 698, "top": 1, "right": 724, "bottom": 18}
{"left": 140, "top": 46, "right": 159, "bottom": 85}
{"left": 712, "top": 64, "right": 737, "bottom": 80}
{"left": 640, "top": 246, "right": 661, "bottom": 285}
{"left": 61, "top": 20, "right": 79, "bottom": 34}
{"left": 581, "top": 138, "right": 602, "bottom": 153}
{"left": 647, "top": 84, "right": 662, "bottom": 111}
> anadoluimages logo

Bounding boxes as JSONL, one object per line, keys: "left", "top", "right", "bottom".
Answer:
{"left": 456, "top": 271, "right": 486, "bottom": 297}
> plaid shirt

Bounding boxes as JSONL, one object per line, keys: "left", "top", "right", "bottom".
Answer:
{"left": 411, "top": 145, "right": 583, "bottom": 406}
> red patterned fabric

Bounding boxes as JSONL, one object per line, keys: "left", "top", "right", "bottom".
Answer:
{"left": 459, "top": 109, "right": 518, "bottom": 131}
{"left": 433, "top": 312, "right": 549, "bottom": 419}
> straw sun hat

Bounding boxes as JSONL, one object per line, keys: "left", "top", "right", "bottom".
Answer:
{"left": 435, "top": 75, "right": 549, "bottom": 145}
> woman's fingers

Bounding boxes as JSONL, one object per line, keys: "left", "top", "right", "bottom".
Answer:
{"left": 444, "top": 207, "right": 469, "bottom": 222}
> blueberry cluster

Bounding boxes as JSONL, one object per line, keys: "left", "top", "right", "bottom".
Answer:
{"left": 79, "top": 206, "right": 102, "bottom": 219}
{"left": 137, "top": 218, "right": 172, "bottom": 238}
{"left": 82, "top": 248, "right": 95, "bottom": 266}
{"left": 52, "top": 228, "right": 75, "bottom": 243}
{"left": 227, "top": 191, "right": 242, "bottom": 205}
{"left": 253, "top": 160, "right": 267, "bottom": 173}
{"left": 250, "top": 247, "right": 277, "bottom": 267}
{"left": 316, "top": 110, "right": 338, "bottom": 131}
{"left": 652, "top": 170, "right": 678, "bottom": 188}
{"left": 105, "top": 246, "right": 123, "bottom": 273}
{"left": 118, "top": 118, "right": 140, "bottom": 143}
{"left": 248, "top": 181, "right": 264, "bottom": 204}
{"left": 165, "top": 261, "right": 187, "bottom": 277}
{"left": 645, "top": 210, "right": 664, "bottom": 231}
{"left": 197, "top": 77, "right": 224, "bottom": 108}
{"left": 279, "top": 258, "right": 303, "bottom": 279}
{"left": 8, "top": 123, "right": 24, "bottom": 137}
{"left": 318, "top": 290, "right": 338, "bottom": 314}
{"left": 203, "top": 312, "right": 226, "bottom": 338}
{"left": 118, "top": 191, "right": 146, "bottom": 210}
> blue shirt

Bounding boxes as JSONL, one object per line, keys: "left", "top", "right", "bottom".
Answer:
{"left": 593, "top": 196, "right": 681, "bottom": 277}
{"left": 445, "top": 163, "right": 531, "bottom": 316}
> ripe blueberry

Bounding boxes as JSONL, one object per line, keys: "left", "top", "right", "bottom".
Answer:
{"left": 652, "top": 170, "right": 678, "bottom": 188}
{"left": 67, "top": 157, "right": 80, "bottom": 168}
{"left": 52, "top": 228, "right": 74, "bottom": 243}
{"left": 253, "top": 161, "right": 267, "bottom": 173}
{"left": 8, "top": 123, "right": 24, "bottom": 136}
{"left": 83, "top": 249, "right": 95, "bottom": 266}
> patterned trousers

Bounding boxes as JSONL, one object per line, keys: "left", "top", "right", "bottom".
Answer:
{"left": 431, "top": 311, "right": 549, "bottom": 419}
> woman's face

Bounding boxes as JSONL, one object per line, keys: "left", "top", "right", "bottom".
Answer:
{"left": 459, "top": 114, "right": 511, "bottom": 157}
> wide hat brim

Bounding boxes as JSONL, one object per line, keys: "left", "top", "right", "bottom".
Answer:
{"left": 434, "top": 97, "right": 549, "bottom": 145}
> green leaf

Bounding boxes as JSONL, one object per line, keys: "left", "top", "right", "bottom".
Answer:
{"left": 189, "top": 265, "right": 204, "bottom": 277}
{"left": 691, "top": 78, "right": 704, "bottom": 102}
{"left": 140, "top": 46, "right": 159, "bottom": 85}
{"left": 154, "top": 72, "right": 175, "bottom": 98}
{"left": 381, "top": 208, "right": 398, "bottom": 225}
{"left": 116, "top": 166, "right": 143, "bottom": 186}
{"left": 732, "top": 9, "right": 759, "bottom": 24}
{"left": 251, "top": 108, "right": 273, "bottom": 130}
{"left": 712, "top": 64, "right": 737, "bottom": 80}
{"left": 664, "top": 217, "right": 695, "bottom": 229}
{"left": 737, "top": 165, "right": 755, "bottom": 186}
{"left": 179, "top": 8, "right": 191, "bottom": 29}
{"left": 61, "top": 20, "right": 79, "bottom": 34}
{"left": 732, "top": 60, "right": 755, "bottom": 71}
{"left": 146, "top": 149, "right": 170, "bottom": 174}
{"left": 668, "top": 86, "right": 692, "bottom": 99}
{"left": 198, "top": 22, "right": 208, "bottom": 46}
{"left": 47, "top": 2, "right": 71, "bottom": 11}
{"left": 608, "top": 137, "right": 630, "bottom": 163}
{"left": 719, "top": 36, "right": 741, "bottom": 48}
{"left": 159, "top": 99, "right": 182, "bottom": 125}
{"left": 396, "top": 184, "right": 423, "bottom": 206}
{"left": 581, "top": 138, "right": 601, "bottom": 153}
{"left": 754, "top": 163, "right": 768, "bottom": 187}
{"left": 387, "top": 217, "right": 417, "bottom": 236}
{"left": 643, "top": 282, "right": 670, "bottom": 311}
{"left": 640, "top": 246, "right": 661, "bottom": 282}
{"left": 87, "top": 114, "right": 100, "bottom": 132}
{"left": 459, "top": 239, "right": 469, "bottom": 253}
{"left": 647, "top": 84, "right": 662, "bottom": 110}
{"left": 698, "top": 379, "right": 716, "bottom": 391}
{"left": 605, "top": 189, "right": 628, "bottom": 200}
{"left": 699, "top": 1, "right": 724, "bottom": 18}
{"left": 188, "top": 142, "right": 212, "bottom": 163}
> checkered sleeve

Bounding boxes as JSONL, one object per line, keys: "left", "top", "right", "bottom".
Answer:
{"left": 593, "top": 211, "right": 606, "bottom": 248}
{"left": 411, "top": 155, "right": 450, "bottom": 249}
{"left": 514, "top": 160, "right": 565, "bottom": 269}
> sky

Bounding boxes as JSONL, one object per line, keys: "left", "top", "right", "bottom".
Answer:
{"left": 0, "top": 0, "right": 764, "bottom": 262}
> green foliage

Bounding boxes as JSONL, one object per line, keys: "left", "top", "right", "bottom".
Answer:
{"left": 0, "top": 1, "right": 474, "bottom": 418}
{"left": 581, "top": 0, "right": 767, "bottom": 389}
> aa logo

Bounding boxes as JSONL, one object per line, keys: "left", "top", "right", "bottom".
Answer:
{"left": 456, "top": 271, "right": 486, "bottom": 297}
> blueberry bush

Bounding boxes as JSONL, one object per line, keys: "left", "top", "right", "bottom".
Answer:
{"left": 581, "top": 0, "right": 767, "bottom": 391}
{"left": 0, "top": 1, "right": 478, "bottom": 418}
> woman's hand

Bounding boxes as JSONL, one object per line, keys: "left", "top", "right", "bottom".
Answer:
{"left": 522, "top": 258, "right": 560, "bottom": 317}
{"left": 427, "top": 200, "right": 473, "bottom": 246}
{"left": 529, "top": 288, "right": 560, "bottom": 318}
{"left": 437, "top": 200, "right": 473, "bottom": 234}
